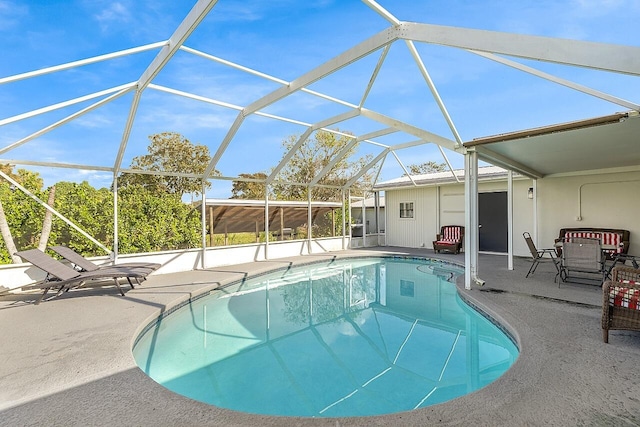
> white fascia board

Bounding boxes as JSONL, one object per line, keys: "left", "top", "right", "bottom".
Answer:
{"left": 474, "top": 146, "right": 544, "bottom": 179}
{"left": 402, "top": 22, "right": 640, "bottom": 76}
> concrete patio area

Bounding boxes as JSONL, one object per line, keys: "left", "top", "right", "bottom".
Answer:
{"left": 1, "top": 247, "right": 639, "bottom": 426}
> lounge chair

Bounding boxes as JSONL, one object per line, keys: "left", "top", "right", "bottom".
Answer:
{"left": 433, "top": 225, "right": 464, "bottom": 254}
{"left": 602, "top": 265, "right": 640, "bottom": 343}
{"left": 15, "top": 249, "right": 150, "bottom": 304}
{"left": 523, "top": 232, "right": 560, "bottom": 279}
{"left": 49, "top": 245, "right": 160, "bottom": 274}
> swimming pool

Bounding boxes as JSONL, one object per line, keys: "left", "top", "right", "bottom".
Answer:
{"left": 133, "top": 257, "right": 518, "bottom": 417}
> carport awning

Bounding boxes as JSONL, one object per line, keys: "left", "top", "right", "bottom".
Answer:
{"left": 464, "top": 111, "right": 640, "bottom": 179}
{"left": 196, "top": 199, "right": 342, "bottom": 234}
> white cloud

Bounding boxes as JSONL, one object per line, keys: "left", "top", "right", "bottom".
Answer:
{"left": 94, "top": 1, "right": 132, "bottom": 31}
{"left": 0, "top": 0, "right": 28, "bottom": 32}
{"left": 73, "top": 114, "right": 113, "bottom": 129}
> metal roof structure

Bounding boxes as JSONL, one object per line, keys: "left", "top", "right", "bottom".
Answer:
{"left": 1, "top": 0, "right": 639, "bottom": 193}
{"left": 0, "top": 0, "right": 639, "bottom": 274}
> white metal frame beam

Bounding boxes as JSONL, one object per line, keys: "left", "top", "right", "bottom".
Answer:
{"left": 113, "top": 0, "right": 220, "bottom": 175}
{"left": 0, "top": 84, "right": 135, "bottom": 156}
{"left": 0, "top": 41, "right": 166, "bottom": 86}
{"left": 267, "top": 110, "right": 362, "bottom": 184}
{"left": 469, "top": 50, "right": 640, "bottom": 111}
{"left": 309, "top": 127, "right": 397, "bottom": 187}
{"left": 402, "top": 22, "right": 640, "bottom": 76}
{"left": 360, "top": 108, "right": 459, "bottom": 151}
{"left": 241, "top": 28, "right": 399, "bottom": 117}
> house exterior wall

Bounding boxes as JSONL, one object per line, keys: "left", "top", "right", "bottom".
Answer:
{"left": 385, "top": 186, "right": 439, "bottom": 249}
{"left": 383, "top": 168, "right": 640, "bottom": 257}
{"left": 536, "top": 169, "right": 640, "bottom": 256}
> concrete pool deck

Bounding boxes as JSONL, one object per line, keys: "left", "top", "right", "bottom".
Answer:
{"left": 1, "top": 247, "right": 639, "bottom": 426}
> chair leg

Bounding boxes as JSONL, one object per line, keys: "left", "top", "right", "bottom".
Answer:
{"left": 113, "top": 278, "right": 125, "bottom": 296}
{"left": 603, "top": 327, "right": 609, "bottom": 343}
{"left": 525, "top": 260, "right": 538, "bottom": 278}
{"left": 35, "top": 287, "right": 50, "bottom": 305}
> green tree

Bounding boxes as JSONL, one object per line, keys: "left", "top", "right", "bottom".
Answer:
{"left": 119, "top": 132, "right": 216, "bottom": 197}
{"left": 405, "top": 161, "right": 447, "bottom": 175}
{"left": 0, "top": 167, "right": 49, "bottom": 262}
{"left": 0, "top": 164, "right": 21, "bottom": 262}
{"left": 117, "top": 184, "right": 201, "bottom": 254}
{"left": 230, "top": 172, "right": 270, "bottom": 199}
{"left": 272, "top": 129, "right": 373, "bottom": 202}
{"left": 51, "top": 181, "right": 114, "bottom": 256}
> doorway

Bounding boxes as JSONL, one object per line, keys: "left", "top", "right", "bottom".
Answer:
{"left": 479, "top": 191, "right": 508, "bottom": 253}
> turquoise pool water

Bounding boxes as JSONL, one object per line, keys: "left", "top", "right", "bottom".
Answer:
{"left": 133, "top": 257, "right": 518, "bottom": 417}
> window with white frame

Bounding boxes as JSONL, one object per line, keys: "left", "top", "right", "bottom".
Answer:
{"left": 399, "top": 201, "right": 414, "bottom": 218}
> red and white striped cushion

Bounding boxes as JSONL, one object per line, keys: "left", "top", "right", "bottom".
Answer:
{"left": 609, "top": 283, "right": 640, "bottom": 310}
{"left": 442, "top": 226, "right": 461, "bottom": 241}
{"left": 565, "top": 231, "right": 601, "bottom": 242}
{"left": 602, "top": 232, "right": 624, "bottom": 254}
{"left": 566, "top": 231, "right": 624, "bottom": 254}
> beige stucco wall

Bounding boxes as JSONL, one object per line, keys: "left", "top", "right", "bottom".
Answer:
{"left": 383, "top": 168, "right": 640, "bottom": 258}
{"left": 536, "top": 169, "right": 640, "bottom": 256}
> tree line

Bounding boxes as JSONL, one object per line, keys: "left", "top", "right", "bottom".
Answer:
{"left": 0, "top": 130, "right": 443, "bottom": 263}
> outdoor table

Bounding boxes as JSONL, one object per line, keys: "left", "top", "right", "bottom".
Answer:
{"left": 604, "top": 253, "right": 640, "bottom": 279}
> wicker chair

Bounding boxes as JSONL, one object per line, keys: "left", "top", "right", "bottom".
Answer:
{"left": 602, "top": 266, "right": 640, "bottom": 343}
{"left": 433, "top": 225, "right": 464, "bottom": 255}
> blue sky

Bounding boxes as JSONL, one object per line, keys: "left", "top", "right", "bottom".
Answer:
{"left": 1, "top": 0, "right": 638, "bottom": 198}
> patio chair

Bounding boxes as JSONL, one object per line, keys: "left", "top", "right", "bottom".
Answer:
{"left": 558, "top": 238, "right": 605, "bottom": 286}
{"left": 602, "top": 265, "right": 640, "bottom": 343}
{"left": 523, "top": 232, "right": 560, "bottom": 279}
{"left": 15, "top": 249, "right": 150, "bottom": 304}
{"left": 49, "top": 245, "right": 160, "bottom": 274}
{"left": 433, "top": 225, "right": 464, "bottom": 254}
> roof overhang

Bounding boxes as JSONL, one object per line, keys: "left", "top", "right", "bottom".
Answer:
{"left": 464, "top": 111, "right": 640, "bottom": 179}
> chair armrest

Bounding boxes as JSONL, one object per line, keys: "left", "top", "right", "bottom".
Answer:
{"left": 537, "top": 248, "right": 556, "bottom": 257}
{"left": 436, "top": 234, "right": 442, "bottom": 240}
{"left": 612, "top": 265, "right": 640, "bottom": 282}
